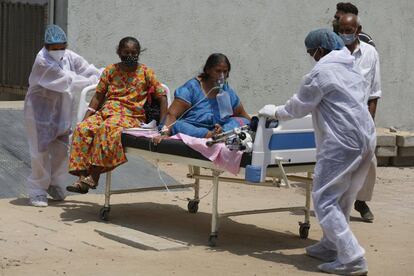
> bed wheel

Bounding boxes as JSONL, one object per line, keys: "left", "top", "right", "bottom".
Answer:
{"left": 187, "top": 200, "right": 199, "bottom": 214}
{"left": 299, "top": 222, "right": 310, "bottom": 239}
{"left": 100, "top": 207, "right": 110, "bottom": 221}
{"left": 208, "top": 234, "right": 218, "bottom": 247}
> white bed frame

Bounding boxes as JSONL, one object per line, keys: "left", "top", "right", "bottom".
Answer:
{"left": 102, "top": 116, "right": 316, "bottom": 246}
{"left": 78, "top": 85, "right": 316, "bottom": 246}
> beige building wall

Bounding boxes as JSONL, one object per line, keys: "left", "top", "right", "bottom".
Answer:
{"left": 64, "top": 0, "right": 414, "bottom": 129}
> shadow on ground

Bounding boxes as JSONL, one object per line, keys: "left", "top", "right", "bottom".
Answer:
{"left": 13, "top": 197, "right": 323, "bottom": 273}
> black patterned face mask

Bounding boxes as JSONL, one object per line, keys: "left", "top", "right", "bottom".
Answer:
{"left": 120, "top": 55, "right": 139, "bottom": 67}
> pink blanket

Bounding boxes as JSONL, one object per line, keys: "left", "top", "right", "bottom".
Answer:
{"left": 122, "top": 129, "right": 243, "bottom": 174}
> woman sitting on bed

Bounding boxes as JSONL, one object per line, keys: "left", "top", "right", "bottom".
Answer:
{"left": 156, "top": 53, "right": 250, "bottom": 140}
{"left": 66, "top": 36, "right": 168, "bottom": 194}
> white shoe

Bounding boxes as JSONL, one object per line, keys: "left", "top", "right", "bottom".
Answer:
{"left": 47, "top": 185, "right": 66, "bottom": 201}
{"left": 318, "top": 257, "right": 368, "bottom": 275}
{"left": 29, "top": 195, "right": 48, "bottom": 207}
{"left": 306, "top": 242, "right": 337, "bottom": 262}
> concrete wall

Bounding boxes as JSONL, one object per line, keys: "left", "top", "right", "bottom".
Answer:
{"left": 53, "top": 0, "right": 68, "bottom": 33}
{"left": 66, "top": 0, "right": 414, "bottom": 129}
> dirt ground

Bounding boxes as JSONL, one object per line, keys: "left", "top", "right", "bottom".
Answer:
{"left": 0, "top": 163, "right": 413, "bottom": 276}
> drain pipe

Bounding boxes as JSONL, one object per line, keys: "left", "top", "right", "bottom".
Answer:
{"left": 48, "top": 0, "right": 55, "bottom": 24}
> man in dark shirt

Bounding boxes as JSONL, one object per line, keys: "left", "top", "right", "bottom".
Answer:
{"left": 333, "top": 2, "right": 376, "bottom": 47}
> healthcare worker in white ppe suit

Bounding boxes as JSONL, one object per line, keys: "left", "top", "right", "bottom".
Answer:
{"left": 259, "top": 29, "right": 375, "bottom": 275}
{"left": 24, "top": 25, "right": 102, "bottom": 207}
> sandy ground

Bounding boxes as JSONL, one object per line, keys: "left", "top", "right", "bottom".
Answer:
{"left": 0, "top": 163, "right": 413, "bottom": 276}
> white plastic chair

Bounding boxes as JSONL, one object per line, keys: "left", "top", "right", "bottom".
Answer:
{"left": 77, "top": 84, "right": 97, "bottom": 122}
{"left": 77, "top": 83, "right": 172, "bottom": 123}
{"left": 164, "top": 84, "right": 172, "bottom": 108}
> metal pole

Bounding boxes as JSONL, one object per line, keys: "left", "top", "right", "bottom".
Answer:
{"left": 211, "top": 170, "right": 220, "bottom": 235}
{"left": 276, "top": 158, "right": 290, "bottom": 188}
{"left": 104, "top": 171, "right": 112, "bottom": 208}
{"left": 305, "top": 172, "right": 313, "bottom": 223}
{"left": 193, "top": 166, "right": 200, "bottom": 200}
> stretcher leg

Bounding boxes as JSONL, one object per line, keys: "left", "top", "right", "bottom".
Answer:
{"left": 305, "top": 172, "right": 312, "bottom": 223}
{"left": 299, "top": 172, "right": 312, "bottom": 239}
{"left": 100, "top": 171, "right": 112, "bottom": 221}
{"left": 187, "top": 166, "right": 200, "bottom": 213}
{"left": 209, "top": 169, "right": 221, "bottom": 246}
{"left": 193, "top": 166, "right": 200, "bottom": 200}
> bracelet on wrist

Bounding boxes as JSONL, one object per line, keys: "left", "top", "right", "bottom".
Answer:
{"left": 160, "top": 126, "right": 170, "bottom": 136}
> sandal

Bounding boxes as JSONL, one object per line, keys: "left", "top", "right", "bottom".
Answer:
{"left": 80, "top": 175, "right": 98, "bottom": 190}
{"left": 66, "top": 177, "right": 90, "bottom": 194}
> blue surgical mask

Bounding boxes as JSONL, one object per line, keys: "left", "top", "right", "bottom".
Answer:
{"left": 339, "top": 33, "right": 357, "bottom": 45}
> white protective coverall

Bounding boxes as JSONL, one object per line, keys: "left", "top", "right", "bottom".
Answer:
{"left": 24, "top": 47, "right": 101, "bottom": 198}
{"left": 274, "top": 48, "right": 376, "bottom": 264}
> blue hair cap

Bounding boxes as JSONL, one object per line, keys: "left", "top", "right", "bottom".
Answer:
{"left": 305, "top": 28, "right": 344, "bottom": 50}
{"left": 44, "top": 24, "right": 67, "bottom": 44}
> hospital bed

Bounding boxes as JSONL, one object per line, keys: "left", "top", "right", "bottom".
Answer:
{"left": 77, "top": 84, "right": 316, "bottom": 246}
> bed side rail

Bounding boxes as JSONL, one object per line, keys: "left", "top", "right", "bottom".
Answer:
{"left": 245, "top": 115, "right": 316, "bottom": 183}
